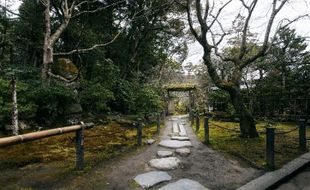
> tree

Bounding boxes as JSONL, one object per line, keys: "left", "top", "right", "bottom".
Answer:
{"left": 184, "top": 0, "right": 306, "bottom": 137}
{"left": 39, "top": 0, "right": 131, "bottom": 84}
{"left": 251, "top": 27, "right": 310, "bottom": 116}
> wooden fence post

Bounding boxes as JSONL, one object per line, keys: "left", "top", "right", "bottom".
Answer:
{"left": 137, "top": 118, "right": 143, "bottom": 146}
{"left": 190, "top": 109, "right": 195, "bottom": 125}
{"left": 156, "top": 113, "right": 160, "bottom": 134}
{"left": 195, "top": 113, "right": 200, "bottom": 132}
{"left": 266, "top": 127, "right": 275, "bottom": 170}
{"left": 299, "top": 119, "right": 307, "bottom": 151}
{"left": 204, "top": 116, "right": 209, "bottom": 144}
{"left": 75, "top": 124, "right": 84, "bottom": 170}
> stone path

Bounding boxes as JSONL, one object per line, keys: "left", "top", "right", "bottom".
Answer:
{"left": 134, "top": 115, "right": 209, "bottom": 189}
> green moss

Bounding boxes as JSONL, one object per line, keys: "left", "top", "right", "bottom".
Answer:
{"left": 194, "top": 118, "right": 306, "bottom": 169}
{"left": 0, "top": 121, "right": 160, "bottom": 187}
{"left": 164, "top": 83, "right": 196, "bottom": 91}
{"left": 51, "top": 58, "right": 78, "bottom": 77}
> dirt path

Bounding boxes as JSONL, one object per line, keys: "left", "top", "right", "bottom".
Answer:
{"left": 57, "top": 115, "right": 262, "bottom": 190}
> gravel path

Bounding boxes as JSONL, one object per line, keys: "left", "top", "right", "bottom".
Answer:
{"left": 58, "top": 115, "right": 262, "bottom": 190}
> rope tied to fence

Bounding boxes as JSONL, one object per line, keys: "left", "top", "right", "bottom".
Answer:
{"left": 209, "top": 121, "right": 299, "bottom": 135}
{"left": 209, "top": 121, "right": 240, "bottom": 133}
{"left": 274, "top": 127, "right": 299, "bottom": 135}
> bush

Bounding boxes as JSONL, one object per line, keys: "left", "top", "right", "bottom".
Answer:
{"left": 80, "top": 82, "right": 115, "bottom": 112}
{"left": 133, "top": 86, "right": 164, "bottom": 115}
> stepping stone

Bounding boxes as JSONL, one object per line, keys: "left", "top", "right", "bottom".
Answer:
{"left": 171, "top": 136, "right": 189, "bottom": 141}
{"left": 134, "top": 171, "right": 172, "bottom": 188}
{"left": 176, "top": 148, "right": 191, "bottom": 156}
{"left": 146, "top": 139, "right": 155, "bottom": 145}
{"left": 178, "top": 124, "right": 187, "bottom": 136}
{"left": 172, "top": 122, "right": 179, "bottom": 134}
{"left": 157, "top": 150, "right": 174, "bottom": 158}
{"left": 159, "top": 140, "right": 192, "bottom": 149}
{"left": 158, "top": 179, "right": 208, "bottom": 190}
{"left": 149, "top": 157, "right": 181, "bottom": 170}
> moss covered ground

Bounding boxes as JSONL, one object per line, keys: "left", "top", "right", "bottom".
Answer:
{"left": 194, "top": 118, "right": 308, "bottom": 170}
{"left": 0, "top": 121, "right": 160, "bottom": 189}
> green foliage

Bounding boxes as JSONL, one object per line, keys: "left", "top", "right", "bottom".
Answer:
{"left": 30, "top": 83, "right": 77, "bottom": 116}
{"left": 0, "top": 77, "right": 37, "bottom": 120}
{"left": 253, "top": 27, "right": 310, "bottom": 99}
{"left": 0, "top": 0, "right": 186, "bottom": 126}
{"left": 133, "top": 86, "right": 164, "bottom": 115}
{"left": 80, "top": 82, "right": 115, "bottom": 112}
{"left": 208, "top": 89, "right": 229, "bottom": 103}
{"left": 111, "top": 79, "right": 136, "bottom": 113}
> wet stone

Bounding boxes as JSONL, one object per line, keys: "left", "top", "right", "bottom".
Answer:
{"left": 176, "top": 148, "right": 191, "bottom": 156}
{"left": 178, "top": 124, "right": 187, "bottom": 136}
{"left": 134, "top": 171, "right": 172, "bottom": 188}
{"left": 157, "top": 150, "right": 174, "bottom": 158}
{"left": 159, "top": 140, "right": 192, "bottom": 149}
{"left": 158, "top": 179, "right": 208, "bottom": 190}
{"left": 149, "top": 157, "right": 181, "bottom": 170}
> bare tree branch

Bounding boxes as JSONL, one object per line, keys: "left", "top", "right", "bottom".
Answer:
{"left": 72, "top": 0, "right": 125, "bottom": 18}
{"left": 54, "top": 29, "right": 123, "bottom": 55}
{"left": 239, "top": 0, "right": 289, "bottom": 69}
{"left": 208, "top": 0, "right": 232, "bottom": 29}
{"left": 0, "top": 4, "right": 21, "bottom": 18}
{"left": 186, "top": 0, "right": 201, "bottom": 43}
{"left": 238, "top": 0, "right": 258, "bottom": 60}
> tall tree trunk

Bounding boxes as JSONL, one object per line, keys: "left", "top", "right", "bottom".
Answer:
{"left": 11, "top": 77, "right": 18, "bottom": 135}
{"left": 42, "top": 0, "right": 52, "bottom": 84}
{"left": 229, "top": 87, "right": 258, "bottom": 138}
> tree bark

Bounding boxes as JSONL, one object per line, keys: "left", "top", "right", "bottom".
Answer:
{"left": 228, "top": 87, "right": 258, "bottom": 138}
{"left": 42, "top": 0, "right": 52, "bottom": 84}
{"left": 203, "top": 54, "right": 258, "bottom": 137}
{"left": 11, "top": 77, "right": 18, "bottom": 136}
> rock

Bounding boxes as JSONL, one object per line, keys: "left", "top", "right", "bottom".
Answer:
{"left": 149, "top": 157, "right": 181, "bottom": 170}
{"left": 19, "top": 121, "right": 31, "bottom": 130}
{"left": 178, "top": 124, "right": 187, "bottom": 136}
{"left": 176, "top": 148, "right": 191, "bottom": 156}
{"left": 64, "top": 103, "right": 83, "bottom": 115}
{"left": 4, "top": 121, "right": 31, "bottom": 131}
{"left": 134, "top": 171, "right": 172, "bottom": 188}
{"left": 67, "top": 118, "right": 79, "bottom": 125}
{"left": 146, "top": 139, "right": 156, "bottom": 145}
{"left": 115, "top": 118, "right": 135, "bottom": 128}
{"left": 171, "top": 136, "right": 189, "bottom": 141}
{"left": 157, "top": 150, "right": 174, "bottom": 158}
{"left": 158, "top": 179, "right": 208, "bottom": 190}
{"left": 172, "top": 122, "right": 179, "bottom": 134}
{"left": 159, "top": 140, "right": 192, "bottom": 149}
{"left": 52, "top": 58, "right": 78, "bottom": 79}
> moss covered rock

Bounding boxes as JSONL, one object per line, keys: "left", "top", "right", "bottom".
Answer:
{"left": 52, "top": 58, "right": 78, "bottom": 79}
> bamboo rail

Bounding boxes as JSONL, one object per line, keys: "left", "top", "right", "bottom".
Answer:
{"left": 0, "top": 122, "right": 94, "bottom": 147}
{"left": 0, "top": 122, "right": 94, "bottom": 170}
